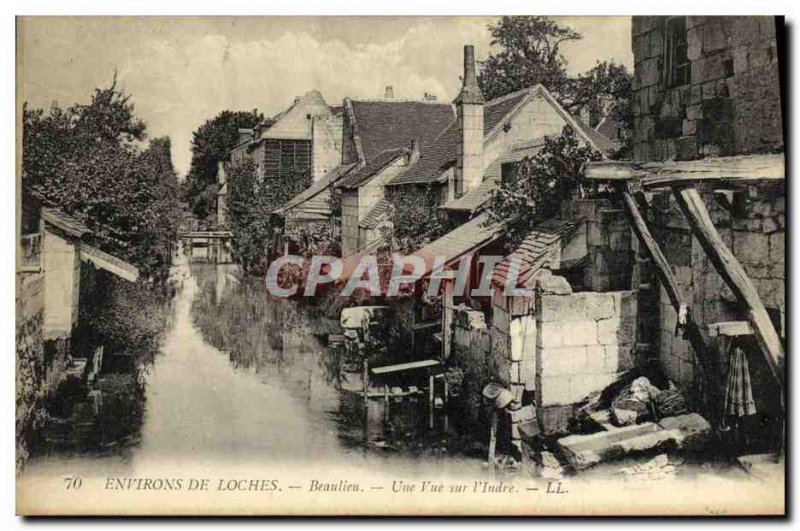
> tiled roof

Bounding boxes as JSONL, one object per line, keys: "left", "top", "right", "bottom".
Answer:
{"left": 492, "top": 218, "right": 581, "bottom": 289}
{"left": 388, "top": 88, "right": 530, "bottom": 186}
{"left": 412, "top": 212, "right": 506, "bottom": 277}
{"left": 337, "top": 148, "right": 407, "bottom": 189}
{"left": 349, "top": 100, "right": 454, "bottom": 162}
{"left": 573, "top": 118, "right": 621, "bottom": 156}
{"left": 359, "top": 198, "right": 392, "bottom": 230}
{"left": 272, "top": 163, "right": 357, "bottom": 215}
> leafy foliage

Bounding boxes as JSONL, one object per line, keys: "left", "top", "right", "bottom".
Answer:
{"left": 182, "top": 110, "right": 263, "bottom": 222}
{"left": 226, "top": 159, "right": 313, "bottom": 272}
{"left": 22, "top": 79, "right": 182, "bottom": 277}
{"left": 479, "top": 16, "right": 580, "bottom": 101}
{"left": 479, "top": 16, "right": 633, "bottom": 156}
{"left": 486, "top": 126, "right": 602, "bottom": 248}
{"left": 384, "top": 184, "right": 457, "bottom": 254}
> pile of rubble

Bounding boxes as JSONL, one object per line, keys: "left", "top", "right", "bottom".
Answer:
{"left": 552, "top": 374, "right": 713, "bottom": 472}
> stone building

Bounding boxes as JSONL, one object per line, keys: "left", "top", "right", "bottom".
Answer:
{"left": 582, "top": 16, "right": 786, "bottom": 450}
{"left": 386, "top": 46, "right": 618, "bottom": 224}
{"left": 217, "top": 90, "right": 343, "bottom": 228}
{"left": 273, "top": 96, "right": 453, "bottom": 241}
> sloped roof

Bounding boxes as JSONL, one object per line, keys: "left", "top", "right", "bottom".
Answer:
{"left": 272, "top": 163, "right": 357, "bottom": 216}
{"left": 42, "top": 208, "right": 91, "bottom": 239}
{"left": 492, "top": 218, "right": 581, "bottom": 289}
{"left": 337, "top": 148, "right": 408, "bottom": 189}
{"left": 388, "top": 85, "right": 618, "bottom": 188}
{"left": 387, "top": 88, "right": 531, "bottom": 187}
{"left": 413, "top": 212, "right": 506, "bottom": 278}
{"left": 359, "top": 198, "right": 392, "bottom": 230}
{"left": 347, "top": 100, "right": 454, "bottom": 162}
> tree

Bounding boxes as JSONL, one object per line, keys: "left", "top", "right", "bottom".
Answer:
{"left": 486, "top": 126, "right": 602, "bottom": 247}
{"left": 479, "top": 16, "right": 633, "bottom": 155}
{"left": 478, "top": 16, "right": 580, "bottom": 101}
{"left": 183, "top": 110, "right": 263, "bottom": 222}
{"left": 22, "top": 78, "right": 182, "bottom": 277}
{"left": 225, "top": 158, "right": 312, "bottom": 273}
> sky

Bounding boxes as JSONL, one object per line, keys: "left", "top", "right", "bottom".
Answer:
{"left": 18, "top": 16, "right": 633, "bottom": 177}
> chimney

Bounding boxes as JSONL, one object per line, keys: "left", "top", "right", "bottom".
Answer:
{"left": 453, "top": 45, "right": 484, "bottom": 197}
{"left": 384, "top": 85, "right": 395, "bottom": 99}
{"left": 407, "top": 139, "right": 421, "bottom": 165}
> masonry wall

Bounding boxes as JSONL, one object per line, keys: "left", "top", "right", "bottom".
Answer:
{"left": 632, "top": 16, "right": 782, "bottom": 162}
{"left": 564, "top": 199, "right": 633, "bottom": 292}
{"left": 651, "top": 184, "right": 785, "bottom": 406}
{"left": 535, "top": 290, "right": 638, "bottom": 408}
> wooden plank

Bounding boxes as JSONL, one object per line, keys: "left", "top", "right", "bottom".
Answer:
{"left": 585, "top": 154, "right": 785, "bottom": 184}
{"left": 80, "top": 243, "right": 139, "bottom": 282}
{"left": 618, "top": 186, "right": 719, "bottom": 420}
{"left": 708, "top": 321, "right": 753, "bottom": 337}
{"left": 672, "top": 186, "right": 784, "bottom": 384}
{"left": 370, "top": 359, "right": 441, "bottom": 375}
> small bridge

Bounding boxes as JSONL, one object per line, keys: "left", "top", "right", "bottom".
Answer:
{"left": 180, "top": 231, "right": 233, "bottom": 263}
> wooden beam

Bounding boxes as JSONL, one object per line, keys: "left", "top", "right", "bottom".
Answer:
{"left": 80, "top": 243, "right": 139, "bottom": 283}
{"left": 672, "top": 186, "right": 784, "bottom": 385}
{"left": 618, "top": 185, "right": 719, "bottom": 418}
{"left": 584, "top": 154, "right": 785, "bottom": 185}
{"left": 708, "top": 321, "right": 753, "bottom": 338}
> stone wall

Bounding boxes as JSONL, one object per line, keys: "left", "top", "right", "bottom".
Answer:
{"left": 651, "top": 184, "right": 785, "bottom": 405}
{"left": 565, "top": 199, "right": 633, "bottom": 291}
{"left": 535, "top": 290, "right": 638, "bottom": 408}
{"left": 632, "top": 16, "right": 782, "bottom": 162}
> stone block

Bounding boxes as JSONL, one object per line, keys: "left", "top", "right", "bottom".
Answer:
{"left": 539, "top": 346, "right": 588, "bottom": 375}
{"left": 585, "top": 345, "right": 607, "bottom": 372}
{"left": 521, "top": 357, "right": 537, "bottom": 390}
{"left": 733, "top": 230, "right": 770, "bottom": 265}
{"left": 618, "top": 291, "right": 638, "bottom": 319}
{"left": 597, "top": 317, "right": 621, "bottom": 345}
{"left": 538, "top": 374, "right": 577, "bottom": 407}
{"left": 769, "top": 232, "right": 785, "bottom": 262}
{"left": 584, "top": 293, "right": 616, "bottom": 321}
{"left": 537, "top": 293, "right": 586, "bottom": 323}
{"left": 675, "top": 136, "right": 699, "bottom": 161}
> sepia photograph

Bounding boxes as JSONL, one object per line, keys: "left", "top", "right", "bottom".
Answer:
{"left": 13, "top": 10, "right": 787, "bottom": 516}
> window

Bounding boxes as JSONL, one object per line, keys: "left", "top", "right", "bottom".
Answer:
{"left": 665, "top": 17, "right": 690, "bottom": 87}
{"left": 501, "top": 161, "right": 520, "bottom": 184}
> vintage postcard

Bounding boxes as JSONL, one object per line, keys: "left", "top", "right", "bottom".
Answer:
{"left": 15, "top": 15, "right": 786, "bottom": 516}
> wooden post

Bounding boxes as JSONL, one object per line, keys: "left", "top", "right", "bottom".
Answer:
{"left": 618, "top": 185, "right": 720, "bottom": 420}
{"left": 442, "top": 280, "right": 454, "bottom": 359}
{"left": 428, "top": 373, "right": 435, "bottom": 429}
{"left": 384, "top": 384, "right": 390, "bottom": 424}
{"left": 488, "top": 410, "right": 498, "bottom": 479}
{"left": 673, "top": 186, "right": 784, "bottom": 386}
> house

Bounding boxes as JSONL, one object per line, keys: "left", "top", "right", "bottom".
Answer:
{"left": 216, "top": 90, "right": 344, "bottom": 227}
{"left": 583, "top": 16, "right": 785, "bottom": 452}
{"left": 16, "top": 202, "right": 139, "bottom": 401}
{"left": 385, "top": 45, "right": 616, "bottom": 227}
{"left": 273, "top": 95, "right": 453, "bottom": 244}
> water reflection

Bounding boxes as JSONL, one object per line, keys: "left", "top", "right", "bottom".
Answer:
{"left": 24, "top": 257, "right": 486, "bottom": 479}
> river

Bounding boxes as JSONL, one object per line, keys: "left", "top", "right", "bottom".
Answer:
{"left": 20, "top": 255, "right": 487, "bottom": 488}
